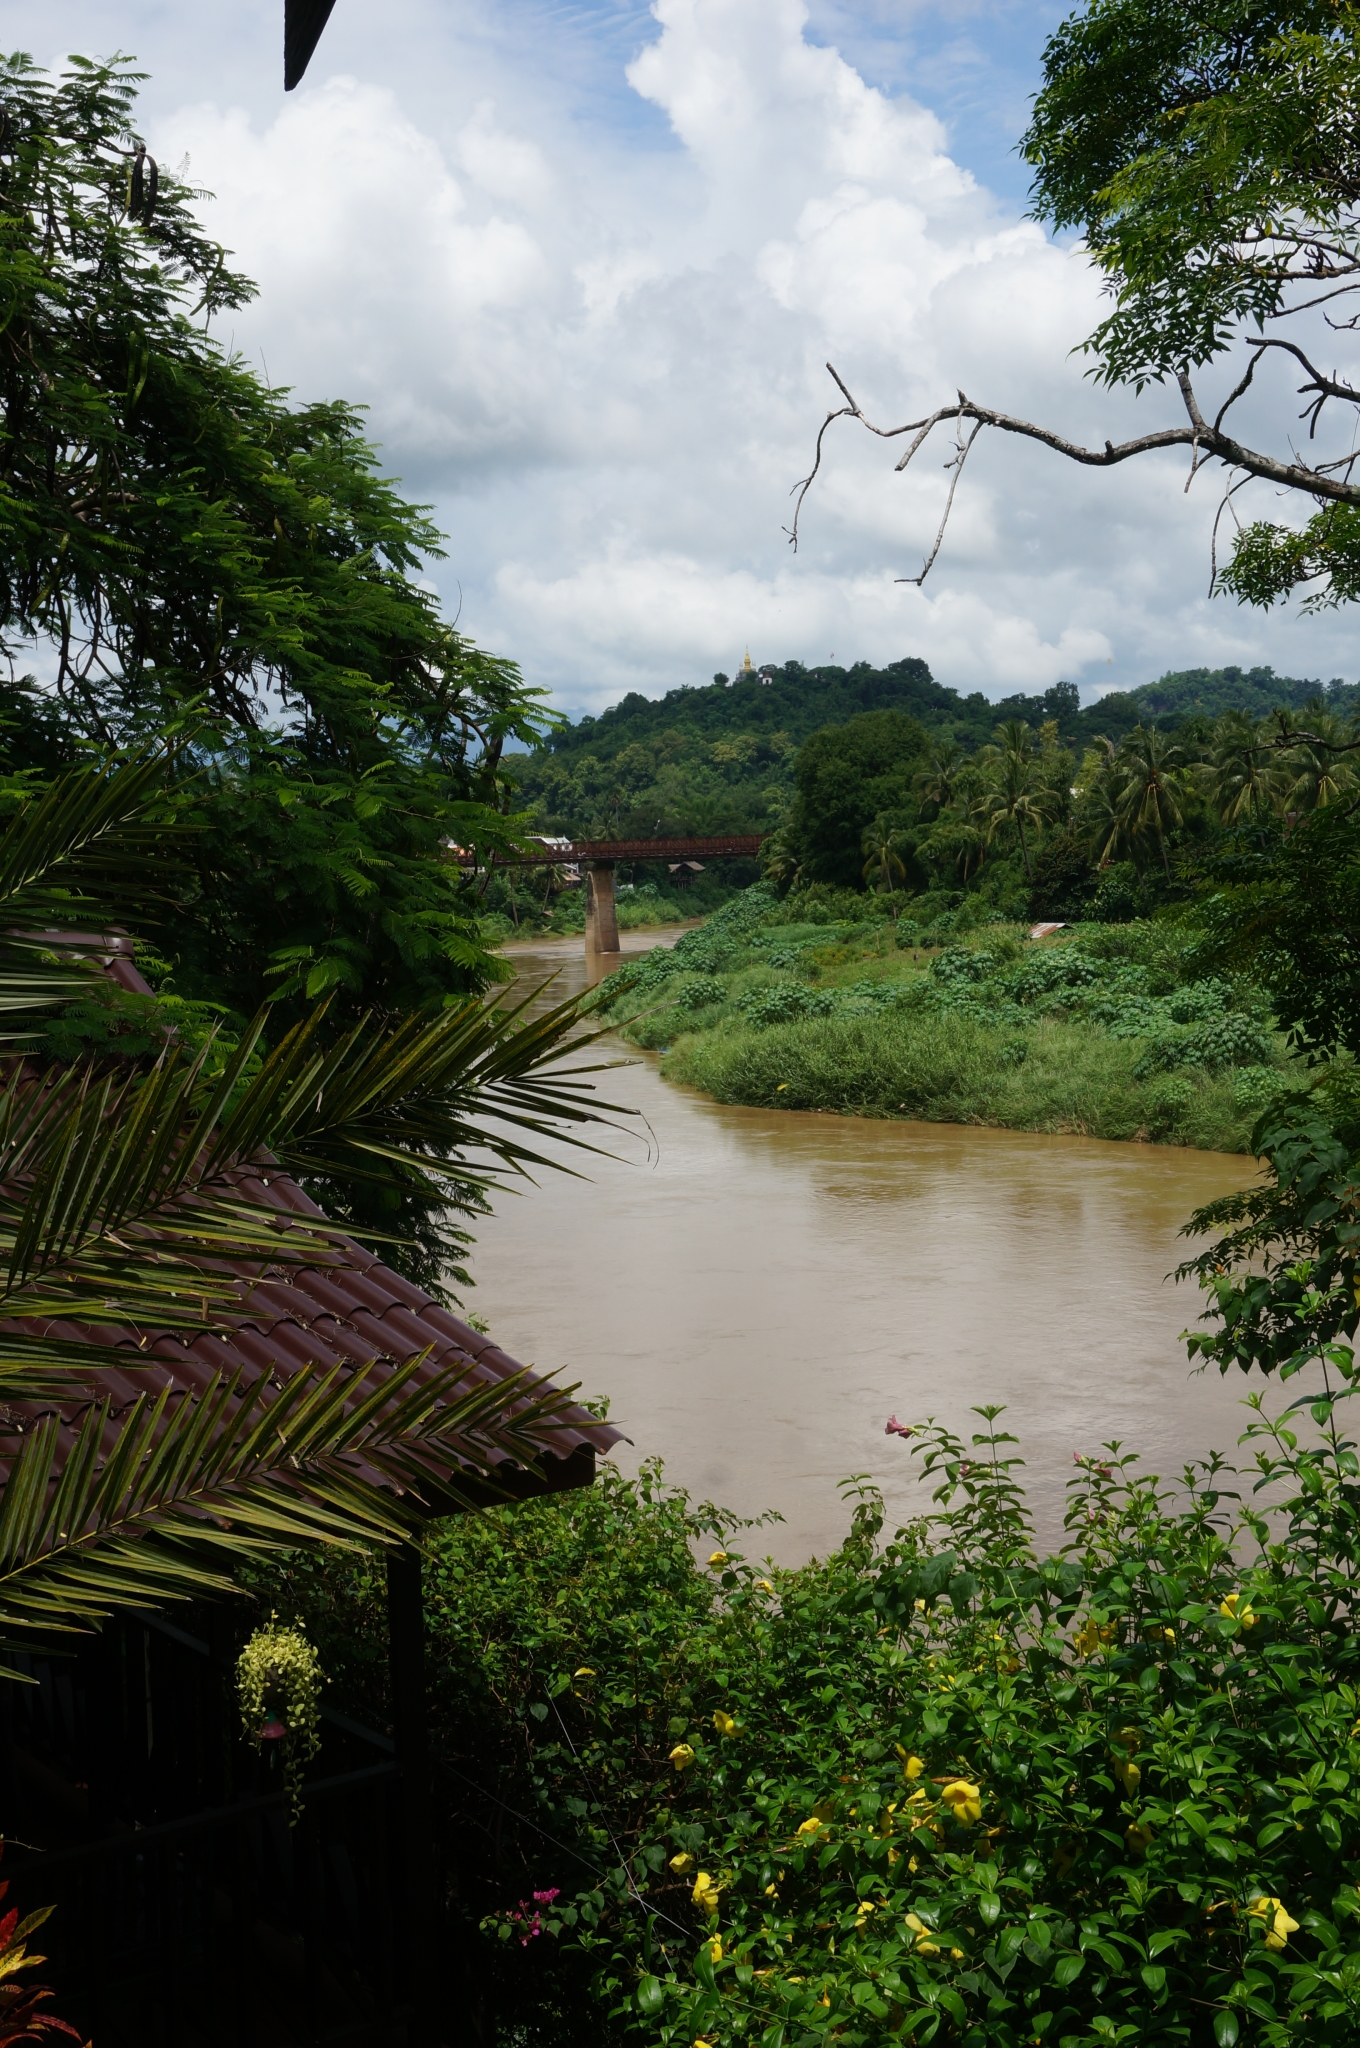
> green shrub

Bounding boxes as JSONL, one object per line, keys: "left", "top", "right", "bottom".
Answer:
{"left": 259, "top": 1366, "right": 1360, "bottom": 2048}
{"left": 592, "top": 889, "right": 1291, "bottom": 1150}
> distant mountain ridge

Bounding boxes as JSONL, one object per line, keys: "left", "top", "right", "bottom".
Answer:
{"left": 530, "top": 658, "right": 1354, "bottom": 763}
{"left": 1116, "top": 665, "right": 1357, "bottom": 723}
{"left": 507, "top": 657, "right": 1356, "bottom": 844}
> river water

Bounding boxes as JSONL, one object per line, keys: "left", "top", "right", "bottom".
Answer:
{"left": 473, "top": 931, "right": 1267, "bottom": 1562}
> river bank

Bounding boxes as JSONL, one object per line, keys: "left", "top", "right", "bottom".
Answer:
{"left": 590, "top": 889, "right": 1299, "bottom": 1153}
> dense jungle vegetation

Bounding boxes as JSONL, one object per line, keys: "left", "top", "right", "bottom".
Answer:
{"left": 572, "top": 681, "right": 1360, "bottom": 1150}
{"left": 506, "top": 661, "right": 1356, "bottom": 853}
{"left": 591, "top": 896, "right": 1290, "bottom": 1152}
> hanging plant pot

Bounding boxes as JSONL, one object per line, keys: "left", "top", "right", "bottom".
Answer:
{"left": 236, "top": 1615, "right": 324, "bottom": 1823}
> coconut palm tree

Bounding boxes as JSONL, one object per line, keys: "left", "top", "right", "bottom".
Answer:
{"left": 1200, "top": 710, "right": 1286, "bottom": 823}
{"left": 1114, "top": 726, "right": 1196, "bottom": 880}
{"left": 918, "top": 818, "right": 988, "bottom": 885}
{"left": 912, "top": 738, "right": 964, "bottom": 819}
{"left": 1280, "top": 702, "right": 1358, "bottom": 811}
{"left": 1074, "top": 740, "right": 1132, "bottom": 868}
{"left": 972, "top": 724, "right": 1057, "bottom": 884}
{"left": 0, "top": 754, "right": 623, "bottom": 1658}
{"left": 861, "top": 815, "right": 911, "bottom": 894}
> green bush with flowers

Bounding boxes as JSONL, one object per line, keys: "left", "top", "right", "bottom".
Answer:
{"left": 254, "top": 1196, "right": 1360, "bottom": 2047}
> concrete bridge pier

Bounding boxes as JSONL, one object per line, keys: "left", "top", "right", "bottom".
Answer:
{"left": 585, "top": 859, "right": 620, "bottom": 956}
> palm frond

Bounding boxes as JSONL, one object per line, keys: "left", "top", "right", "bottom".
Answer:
{"left": 210, "top": 980, "right": 636, "bottom": 1200}
{"left": 0, "top": 1043, "right": 351, "bottom": 1364}
{"left": 0, "top": 750, "right": 189, "bottom": 1041}
{"left": 0, "top": 1352, "right": 584, "bottom": 1661}
{"left": 0, "top": 969, "right": 633, "bottom": 1380}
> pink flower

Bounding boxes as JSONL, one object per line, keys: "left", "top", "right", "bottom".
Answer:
{"left": 532, "top": 1889, "right": 560, "bottom": 1905}
{"left": 885, "top": 1415, "right": 913, "bottom": 1438}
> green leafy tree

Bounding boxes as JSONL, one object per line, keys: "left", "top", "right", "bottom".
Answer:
{"left": 1186, "top": 792, "right": 1360, "bottom": 1371}
{"left": 0, "top": 54, "right": 568, "bottom": 1285}
{"left": 1196, "top": 804, "right": 1360, "bottom": 1065}
{"left": 797, "top": 1, "right": 1360, "bottom": 609}
{"left": 783, "top": 710, "right": 928, "bottom": 890}
{"left": 0, "top": 54, "right": 546, "bottom": 1005}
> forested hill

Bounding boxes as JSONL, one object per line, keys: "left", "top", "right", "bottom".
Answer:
{"left": 508, "top": 656, "right": 1352, "bottom": 841}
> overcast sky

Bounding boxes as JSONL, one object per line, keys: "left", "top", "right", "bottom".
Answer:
{"left": 17, "top": 0, "right": 1360, "bottom": 717}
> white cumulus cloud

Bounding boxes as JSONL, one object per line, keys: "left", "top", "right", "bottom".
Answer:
{"left": 133, "top": 0, "right": 1359, "bottom": 712}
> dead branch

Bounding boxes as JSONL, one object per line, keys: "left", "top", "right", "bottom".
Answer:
{"left": 790, "top": 360, "right": 1360, "bottom": 582}
{"left": 900, "top": 409, "right": 984, "bottom": 586}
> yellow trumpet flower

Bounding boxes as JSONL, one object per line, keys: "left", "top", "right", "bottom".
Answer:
{"left": 941, "top": 1779, "right": 983, "bottom": 1824}
{"left": 1073, "top": 1617, "right": 1114, "bottom": 1657}
{"left": 573, "top": 1667, "right": 595, "bottom": 1678}
{"left": 669, "top": 1852, "right": 695, "bottom": 1874}
{"left": 1112, "top": 1757, "right": 1141, "bottom": 1796}
{"left": 692, "top": 1871, "right": 723, "bottom": 1917}
{"left": 902, "top": 1754, "right": 925, "bottom": 1780}
{"left": 1249, "top": 1897, "right": 1299, "bottom": 1950}
{"left": 755, "top": 1578, "right": 774, "bottom": 1594}
{"left": 905, "top": 1911, "right": 939, "bottom": 1954}
{"left": 713, "top": 1710, "right": 738, "bottom": 1738}
{"left": 1126, "top": 1821, "right": 1155, "bottom": 1854}
{"left": 708, "top": 1550, "right": 728, "bottom": 1568}
{"left": 669, "top": 1743, "right": 695, "bottom": 1771}
{"left": 796, "top": 1815, "right": 823, "bottom": 1836}
{"left": 708, "top": 1935, "right": 722, "bottom": 1963}
{"left": 1220, "top": 1592, "right": 1258, "bottom": 1628}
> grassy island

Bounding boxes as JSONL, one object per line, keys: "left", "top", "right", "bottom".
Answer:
{"left": 591, "top": 889, "right": 1300, "bottom": 1153}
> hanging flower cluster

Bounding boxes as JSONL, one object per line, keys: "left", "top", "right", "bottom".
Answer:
{"left": 236, "top": 1614, "right": 325, "bottom": 1823}
{"left": 507, "top": 1889, "right": 561, "bottom": 1945}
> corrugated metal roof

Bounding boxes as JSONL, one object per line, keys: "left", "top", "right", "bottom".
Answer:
{"left": 0, "top": 939, "right": 621, "bottom": 1513}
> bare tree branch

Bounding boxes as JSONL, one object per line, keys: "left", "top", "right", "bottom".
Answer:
{"left": 899, "top": 408, "right": 984, "bottom": 587}
{"left": 792, "top": 361, "right": 1360, "bottom": 581}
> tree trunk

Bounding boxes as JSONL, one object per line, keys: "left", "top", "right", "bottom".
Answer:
{"left": 1017, "top": 815, "right": 1033, "bottom": 883}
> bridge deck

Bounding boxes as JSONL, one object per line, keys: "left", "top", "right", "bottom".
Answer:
{"left": 458, "top": 835, "right": 765, "bottom": 866}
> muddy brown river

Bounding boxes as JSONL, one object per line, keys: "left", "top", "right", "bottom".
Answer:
{"left": 472, "top": 931, "right": 1270, "bottom": 1561}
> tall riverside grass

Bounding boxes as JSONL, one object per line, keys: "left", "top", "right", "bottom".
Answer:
{"left": 660, "top": 1010, "right": 1261, "bottom": 1150}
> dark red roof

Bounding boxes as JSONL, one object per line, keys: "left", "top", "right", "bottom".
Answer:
{"left": 0, "top": 936, "right": 621, "bottom": 1513}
